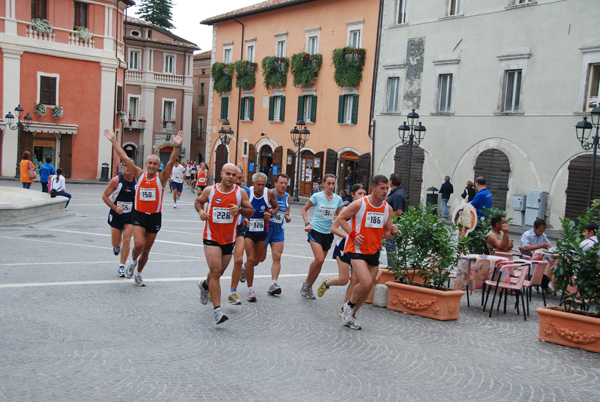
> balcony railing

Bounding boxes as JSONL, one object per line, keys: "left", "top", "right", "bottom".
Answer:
{"left": 154, "top": 73, "right": 184, "bottom": 85}
{"left": 162, "top": 121, "right": 176, "bottom": 131}
{"left": 126, "top": 70, "right": 143, "bottom": 81}
{"left": 125, "top": 119, "right": 146, "bottom": 130}
{"left": 26, "top": 25, "right": 55, "bottom": 42}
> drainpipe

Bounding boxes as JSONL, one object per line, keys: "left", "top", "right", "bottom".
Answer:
{"left": 368, "top": 0, "right": 384, "bottom": 184}
{"left": 112, "top": 1, "right": 128, "bottom": 174}
{"left": 233, "top": 17, "right": 245, "bottom": 165}
{"left": 183, "top": 47, "right": 191, "bottom": 162}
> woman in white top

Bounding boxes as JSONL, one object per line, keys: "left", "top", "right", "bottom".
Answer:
{"left": 50, "top": 168, "right": 72, "bottom": 208}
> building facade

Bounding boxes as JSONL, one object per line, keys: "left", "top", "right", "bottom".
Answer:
{"left": 201, "top": 0, "right": 379, "bottom": 195}
{"left": 123, "top": 17, "right": 197, "bottom": 169}
{"left": 0, "top": 0, "right": 134, "bottom": 180}
{"left": 190, "top": 50, "right": 211, "bottom": 165}
{"left": 373, "top": 0, "right": 600, "bottom": 227}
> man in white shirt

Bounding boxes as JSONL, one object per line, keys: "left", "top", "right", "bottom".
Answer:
{"left": 580, "top": 223, "right": 599, "bottom": 251}
{"left": 171, "top": 160, "right": 185, "bottom": 208}
{"left": 520, "top": 218, "right": 551, "bottom": 256}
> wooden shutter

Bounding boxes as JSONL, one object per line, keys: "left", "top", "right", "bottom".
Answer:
{"left": 357, "top": 153, "right": 371, "bottom": 187}
{"left": 325, "top": 149, "right": 337, "bottom": 176}
{"left": 279, "top": 96, "right": 286, "bottom": 122}
{"left": 310, "top": 95, "right": 317, "bottom": 122}
{"left": 273, "top": 146, "right": 283, "bottom": 182}
{"left": 116, "top": 86, "right": 123, "bottom": 112}
{"left": 314, "top": 151, "right": 324, "bottom": 184}
{"left": 249, "top": 97, "right": 254, "bottom": 121}
{"left": 474, "top": 149, "right": 510, "bottom": 211}
{"left": 351, "top": 95, "right": 359, "bottom": 124}
{"left": 74, "top": 2, "right": 87, "bottom": 28}
{"left": 220, "top": 97, "right": 228, "bottom": 120}
{"left": 247, "top": 144, "right": 257, "bottom": 184}
{"left": 286, "top": 148, "right": 296, "bottom": 194}
{"left": 40, "top": 76, "right": 56, "bottom": 105}
{"left": 239, "top": 97, "right": 246, "bottom": 120}
{"left": 394, "top": 145, "right": 425, "bottom": 207}
{"left": 297, "top": 96, "right": 304, "bottom": 121}
{"left": 32, "top": 0, "right": 47, "bottom": 20}
{"left": 338, "top": 95, "right": 344, "bottom": 123}
{"left": 268, "top": 96, "right": 274, "bottom": 121}
{"left": 565, "top": 154, "right": 600, "bottom": 219}
{"left": 60, "top": 135, "right": 73, "bottom": 178}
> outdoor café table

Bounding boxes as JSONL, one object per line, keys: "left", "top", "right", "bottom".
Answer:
{"left": 532, "top": 249, "right": 559, "bottom": 287}
{"left": 454, "top": 254, "right": 509, "bottom": 305}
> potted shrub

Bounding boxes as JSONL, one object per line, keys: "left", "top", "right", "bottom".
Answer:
{"left": 35, "top": 103, "right": 47, "bottom": 117}
{"left": 31, "top": 18, "right": 53, "bottom": 35}
{"left": 261, "top": 56, "right": 290, "bottom": 89}
{"left": 233, "top": 60, "right": 258, "bottom": 90}
{"left": 211, "top": 62, "right": 233, "bottom": 94}
{"left": 385, "top": 204, "right": 464, "bottom": 320}
{"left": 290, "top": 52, "right": 322, "bottom": 87}
{"left": 75, "top": 26, "right": 92, "bottom": 42}
{"left": 52, "top": 105, "right": 63, "bottom": 120}
{"left": 332, "top": 47, "right": 366, "bottom": 88}
{"left": 536, "top": 207, "right": 600, "bottom": 353}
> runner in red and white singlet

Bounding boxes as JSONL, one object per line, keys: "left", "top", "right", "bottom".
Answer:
{"left": 104, "top": 128, "right": 184, "bottom": 288}
{"left": 196, "top": 163, "right": 208, "bottom": 195}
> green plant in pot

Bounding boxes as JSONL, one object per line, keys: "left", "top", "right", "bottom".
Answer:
{"left": 261, "top": 56, "right": 290, "bottom": 90}
{"left": 233, "top": 60, "right": 257, "bottom": 90}
{"left": 211, "top": 62, "right": 233, "bottom": 94}
{"left": 332, "top": 47, "right": 366, "bottom": 88}
{"left": 290, "top": 52, "right": 322, "bottom": 87}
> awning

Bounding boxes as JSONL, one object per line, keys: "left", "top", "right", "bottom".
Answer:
{"left": 28, "top": 122, "right": 78, "bottom": 135}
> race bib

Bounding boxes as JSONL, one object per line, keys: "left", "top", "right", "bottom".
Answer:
{"left": 270, "top": 212, "right": 284, "bottom": 224}
{"left": 139, "top": 188, "right": 156, "bottom": 201}
{"left": 212, "top": 207, "right": 233, "bottom": 223}
{"left": 199, "top": 177, "right": 207, "bottom": 184}
{"left": 318, "top": 206, "right": 336, "bottom": 219}
{"left": 116, "top": 201, "right": 133, "bottom": 214}
{"left": 249, "top": 218, "right": 265, "bottom": 232}
{"left": 365, "top": 212, "right": 384, "bottom": 228}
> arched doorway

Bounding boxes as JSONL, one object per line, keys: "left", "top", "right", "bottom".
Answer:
{"left": 394, "top": 145, "right": 424, "bottom": 207}
{"left": 214, "top": 144, "right": 228, "bottom": 182}
{"left": 123, "top": 143, "right": 136, "bottom": 160}
{"left": 474, "top": 149, "right": 510, "bottom": 211}
{"left": 258, "top": 144, "right": 273, "bottom": 179}
{"left": 565, "top": 154, "right": 600, "bottom": 219}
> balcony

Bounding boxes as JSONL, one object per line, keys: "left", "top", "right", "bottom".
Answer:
{"left": 125, "top": 119, "right": 146, "bottom": 130}
{"left": 154, "top": 73, "right": 184, "bottom": 85}
{"left": 161, "top": 121, "right": 176, "bottom": 132}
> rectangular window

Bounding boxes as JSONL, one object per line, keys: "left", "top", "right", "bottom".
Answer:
{"left": 338, "top": 94, "right": 359, "bottom": 124}
{"left": 128, "top": 96, "right": 139, "bottom": 119}
{"left": 246, "top": 44, "right": 255, "bottom": 62}
{"left": 220, "top": 97, "right": 229, "bottom": 120}
{"left": 438, "top": 74, "right": 453, "bottom": 112}
{"left": 116, "top": 86, "right": 123, "bottom": 112}
{"left": 269, "top": 96, "right": 286, "bottom": 122}
{"left": 349, "top": 30, "right": 361, "bottom": 49}
{"left": 503, "top": 69, "right": 522, "bottom": 112}
{"left": 164, "top": 54, "right": 175, "bottom": 74}
{"left": 224, "top": 47, "right": 232, "bottom": 63}
{"left": 163, "top": 100, "right": 175, "bottom": 127}
{"left": 397, "top": 0, "right": 407, "bottom": 24}
{"left": 386, "top": 77, "right": 400, "bottom": 113}
{"left": 197, "top": 117, "right": 204, "bottom": 139}
{"left": 73, "top": 1, "right": 87, "bottom": 29}
{"left": 586, "top": 64, "right": 600, "bottom": 111}
{"left": 297, "top": 95, "right": 318, "bottom": 123}
{"left": 307, "top": 36, "right": 319, "bottom": 55}
{"left": 448, "top": 0, "right": 462, "bottom": 16}
{"left": 128, "top": 50, "right": 141, "bottom": 71}
{"left": 199, "top": 82, "right": 205, "bottom": 106}
{"left": 240, "top": 96, "right": 255, "bottom": 121}
{"left": 242, "top": 139, "right": 249, "bottom": 158}
{"left": 276, "top": 39, "right": 287, "bottom": 57}
{"left": 31, "top": 0, "right": 47, "bottom": 20}
{"left": 40, "top": 76, "right": 57, "bottom": 105}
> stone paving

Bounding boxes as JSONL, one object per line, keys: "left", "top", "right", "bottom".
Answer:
{"left": 0, "top": 180, "right": 598, "bottom": 401}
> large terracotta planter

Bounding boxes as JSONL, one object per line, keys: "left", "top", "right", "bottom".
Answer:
{"left": 536, "top": 306, "right": 600, "bottom": 353}
{"left": 365, "top": 268, "right": 424, "bottom": 304}
{"left": 385, "top": 281, "right": 464, "bottom": 321}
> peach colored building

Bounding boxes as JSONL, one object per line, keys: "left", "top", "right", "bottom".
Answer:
{"left": 190, "top": 50, "right": 211, "bottom": 164}
{"left": 201, "top": 0, "right": 379, "bottom": 196}
{"left": 0, "top": 0, "right": 134, "bottom": 180}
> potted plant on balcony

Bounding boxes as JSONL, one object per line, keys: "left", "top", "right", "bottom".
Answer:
{"left": 332, "top": 47, "right": 366, "bottom": 88}
{"left": 211, "top": 62, "right": 233, "bottom": 94}
{"left": 536, "top": 207, "right": 600, "bottom": 353}
{"left": 261, "top": 56, "right": 290, "bottom": 90}
{"left": 76, "top": 26, "right": 92, "bottom": 42}
{"left": 233, "top": 60, "right": 258, "bottom": 90}
{"left": 31, "top": 18, "right": 53, "bottom": 35}
{"left": 119, "top": 112, "right": 128, "bottom": 124}
{"left": 290, "top": 52, "right": 322, "bottom": 87}
{"left": 35, "top": 103, "right": 47, "bottom": 117}
{"left": 52, "top": 105, "right": 63, "bottom": 120}
{"left": 385, "top": 204, "right": 464, "bottom": 320}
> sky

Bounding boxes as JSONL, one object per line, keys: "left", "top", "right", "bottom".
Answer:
{"left": 129, "top": 0, "right": 262, "bottom": 52}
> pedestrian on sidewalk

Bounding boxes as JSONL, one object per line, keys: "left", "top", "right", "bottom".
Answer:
{"left": 440, "top": 176, "right": 453, "bottom": 220}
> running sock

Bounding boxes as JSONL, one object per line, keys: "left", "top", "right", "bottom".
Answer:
{"left": 324, "top": 280, "right": 330, "bottom": 288}
{"left": 214, "top": 306, "right": 221, "bottom": 313}
{"left": 202, "top": 281, "right": 209, "bottom": 290}
{"left": 119, "top": 264, "right": 125, "bottom": 268}
{"left": 230, "top": 288, "right": 236, "bottom": 293}
{"left": 347, "top": 301, "right": 356, "bottom": 308}
{"left": 248, "top": 287, "right": 254, "bottom": 292}
{"left": 271, "top": 280, "right": 277, "bottom": 285}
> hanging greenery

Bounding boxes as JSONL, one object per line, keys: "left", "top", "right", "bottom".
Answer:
{"left": 211, "top": 62, "right": 233, "bottom": 94}
{"left": 233, "top": 60, "right": 258, "bottom": 90}
{"left": 332, "top": 47, "right": 366, "bottom": 88}
{"left": 290, "top": 52, "right": 322, "bottom": 88}
{"left": 261, "top": 56, "right": 290, "bottom": 90}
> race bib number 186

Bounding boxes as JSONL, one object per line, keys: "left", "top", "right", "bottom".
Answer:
{"left": 365, "top": 212, "right": 384, "bottom": 228}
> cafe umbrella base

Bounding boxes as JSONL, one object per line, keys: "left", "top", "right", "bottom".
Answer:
{"left": 536, "top": 306, "right": 600, "bottom": 354}
{"left": 386, "top": 282, "right": 465, "bottom": 321}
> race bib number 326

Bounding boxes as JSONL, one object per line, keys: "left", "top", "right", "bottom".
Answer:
{"left": 249, "top": 218, "right": 265, "bottom": 232}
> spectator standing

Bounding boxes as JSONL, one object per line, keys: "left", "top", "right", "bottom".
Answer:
{"left": 470, "top": 176, "right": 492, "bottom": 219}
{"left": 439, "top": 176, "right": 454, "bottom": 220}
{"left": 384, "top": 173, "right": 407, "bottom": 266}
{"left": 461, "top": 181, "right": 476, "bottom": 202}
{"left": 19, "top": 151, "right": 35, "bottom": 189}
{"left": 39, "top": 156, "right": 56, "bottom": 193}
{"left": 346, "top": 166, "right": 355, "bottom": 194}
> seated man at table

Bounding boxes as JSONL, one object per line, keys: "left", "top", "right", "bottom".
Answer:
{"left": 520, "top": 218, "right": 551, "bottom": 257}
{"left": 485, "top": 213, "right": 513, "bottom": 254}
{"left": 580, "top": 223, "right": 599, "bottom": 251}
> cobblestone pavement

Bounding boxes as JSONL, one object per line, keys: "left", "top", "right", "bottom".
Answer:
{"left": 0, "top": 181, "right": 599, "bottom": 401}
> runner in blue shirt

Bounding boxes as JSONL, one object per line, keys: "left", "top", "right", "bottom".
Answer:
{"left": 266, "top": 173, "right": 292, "bottom": 296}
{"left": 300, "top": 174, "right": 344, "bottom": 299}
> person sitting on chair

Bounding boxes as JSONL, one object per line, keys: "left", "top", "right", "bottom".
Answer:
{"left": 520, "top": 218, "right": 551, "bottom": 257}
{"left": 485, "top": 213, "right": 513, "bottom": 254}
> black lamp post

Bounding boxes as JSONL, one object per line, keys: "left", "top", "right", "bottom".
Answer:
{"left": 5, "top": 104, "right": 33, "bottom": 178}
{"left": 218, "top": 119, "right": 234, "bottom": 162}
{"left": 398, "top": 109, "right": 426, "bottom": 203}
{"left": 575, "top": 105, "right": 600, "bottom": 207}
{"left": 290, "top": 120, "right": 310, "bottom": 202}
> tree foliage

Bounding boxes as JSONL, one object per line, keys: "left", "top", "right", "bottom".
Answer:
{"left": 136, "top": 0, "right": 175, "bottom": 30}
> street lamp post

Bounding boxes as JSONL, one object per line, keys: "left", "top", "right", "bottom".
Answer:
{"left": 218, "top": 119, "right": 234, "bottom": 163}
{"left": 575, "top": 105, "right": 600, "bottom": 207}
{"left": 397, "top": 109, "right": 426, "bottom": 203}
{"left": 4, "top": 104, "right": 33, "bottom": 178}
{"left": 290, "top": 120, "right": 310, "bottom": 202}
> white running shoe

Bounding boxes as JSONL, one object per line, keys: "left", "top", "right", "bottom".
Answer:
{"left": 125, "top": 260, "right": 137, "bottom": 279}
{"left": 198, "top": 280, "right": 210, "bottom": 305}
{"left": 215, "top": 310, "right": 228, "bottom": 325}
{"left": 134, "top": 272, "right": 146, "bottom": 287}
{"left": 247, "top": 288, "right": 257, "bottom": 302}
{"left": 117, "top": 265, "right": 125, "bottom": 277}
{"left": 342, "top": 303, "right": 355, "bottom": 326}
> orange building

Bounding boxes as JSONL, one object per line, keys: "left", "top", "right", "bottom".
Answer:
{"left": 190, "top": 50, "right": 212, "bottom": 164}
{"left": 0, "top": 0, "right": 134, "bottom": 180}
{"left": 201, "top": 0, "right": 380, "bottom": 196}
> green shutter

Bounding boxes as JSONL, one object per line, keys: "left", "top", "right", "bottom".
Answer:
{"left": 297, "top": 96, "right": 304, "bottom": 121}
{"left": 310, "top": 95, "right": 317, "bottom": 123}
{"left": 239, "top": 97, "right": 246, "bottom": 120}
{"left": 279, "top": 96, "right": 286, "bottom": 122}
{"left": 268, "top": 96, "right": 275, "bottom": 121}
{"left": 338, "top": 95, "right": 344, "bottom": 124}
{"left": 249, "top": 97, "right": 254, "bottom": 121}
{"left": 351, "top": 95, "right": 359, "bottom": 124}
{"left": 221, "top": 97, "right": 229, "bottom": 120}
